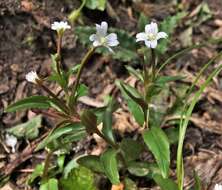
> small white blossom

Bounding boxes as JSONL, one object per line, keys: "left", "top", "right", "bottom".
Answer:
{"left": 51, "top": 21, "right": 71, "bottom": 34}
{"left": 5, "top": 134, "right": 17, "bottom": 153}
{"left": 215, "top": 184, "right": 222, "bottom": 190}
{"left": 89, "top": 21, "right": 119, "bottom": 52}
{"left": 25, "top": 71, "right": 39, "bottom": 84}
{"left": 136, "top": 22, "right": 167, "bottom": 48}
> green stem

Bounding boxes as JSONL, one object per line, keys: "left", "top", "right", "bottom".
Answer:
{"left": 37, "top": 81, "right": 70, "bottom": 114}
{"left": 56, "top": 34, "right": 62, "bottom": 76}
{"left": 73, "top": 47, "right": 95, "bottom": 94}
{"left": 69, "top": 47, "right": 95, "bottom": 107}
{"left": 42, "top": 150, "right": 53, "bottom": 180}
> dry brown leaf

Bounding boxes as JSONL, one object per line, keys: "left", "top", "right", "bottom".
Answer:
{"left": 0, "top": 183, "right": 18, "bottom": 190}
{"left": 21, "top": 0, "right": 33, "bottom": 12}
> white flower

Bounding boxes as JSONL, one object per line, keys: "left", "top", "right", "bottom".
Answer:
{"left": 51, "top": 21, "right": 71, "bottom": 34}
{"left": 5, "top": 134, "right": 17, "bottom": 153}
{"left": 25, "top": 71, "right": 39, "bottom": 84}
{"left": 89, "top": 21, "right": 119, "bottom": 52}
{"left": 215, "top": 184, "right": 222, "bottom": 190}
{"left": 136, "top": 22, "right": 167, "bottom": 48}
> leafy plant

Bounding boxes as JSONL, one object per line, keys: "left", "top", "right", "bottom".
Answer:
{"left": 4, "top": 16, "right": 222, "bottom": 190}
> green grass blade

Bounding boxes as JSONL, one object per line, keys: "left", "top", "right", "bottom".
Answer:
{"left": 176, "top": 52, "right": 222, "bottom": 190}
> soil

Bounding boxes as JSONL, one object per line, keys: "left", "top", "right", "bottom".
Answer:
{"left": 1, "top": 0, "right": 222, "bottom": 190}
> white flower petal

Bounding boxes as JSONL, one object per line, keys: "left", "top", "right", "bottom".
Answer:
{"left": 51, "top": 21, "right": 71, "bottom": 31}
{"left": 5, "top": 134, "right": 17, "bottom": 153}
{"left": 106, "top": 33, "right": 119, "bottom": 47}
{"left": 215, "top": 184, "right": 222, "bottom": 190}
{"left": 89, "top": 34, "right": 97, "bottom": 41}
{"left": 145, "top": 40, "right": 151, "bottom": 48}
{"left": 145, "top": 22, "right": 158, "bottom": 35}
{"left": 136, "top": 32, "right": 147, "bottom": 42}
{"left": 26, "top": 71, "right": 39, "bottom": 83}
{"left": 157, "top": 32, "right": 168, "bottom": 39}
{"left": 106, "top": 33, "right": 117, "bottom": 41}
{"left": 107, "top": 39, "right": 119, "bottom": 47}
{"left": 150, "top": 40, "right": 157, "bottom": 48}
{"left": 93, "top": 40, "right": 101, "bottom": 47}
{"left": 96, "top": 21, "right": 108, "bottom": 37}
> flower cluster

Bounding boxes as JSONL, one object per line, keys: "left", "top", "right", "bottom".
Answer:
{"left": 51, "top": 21, "right": 71, "bottom": 35}
{"left": 26, "top": 20, "right": 167, "bottom": 83}
{"left": 89, "top": 21, "right": 119, "bottom": 52}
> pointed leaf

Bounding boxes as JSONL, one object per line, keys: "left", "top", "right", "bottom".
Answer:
{"left": 100, "top": 149, "right": 120, "bottom": 185}
{"left": 143, "top": 127, "right": 170, "bottom": 178}
{"left": 153, "top": 174, "right": 177, "bottom": 190}
{"left": 40, "top": 178, "right": 58, "bottom": 190}
{"left": 7, "top": 115, "right": 42, "bottom": 140}
{"left": 36, "top": 123, "right": 85, "bottom": 151}
{"left": 81, "top": 110, "right": 98, "bottom": 133}
{"left": 102, "top": 98, "right": 117, "bottom": 144}
{"left": 5, "top": 96, "right": 52, "bottom": 113}
{"left": 77, "top": 155, "right": 104, "bottom": 173}
{"left": 120, "top": 138, "right": 143, "bottom": 162}
{"left": 116, "top": 80, "right": 145, "bottom": 125}
{"left": 127, "top": 162, "right": 150, "bottom": 177}
{"left": 60, "top": 166, "right": 97, "bottom": 190}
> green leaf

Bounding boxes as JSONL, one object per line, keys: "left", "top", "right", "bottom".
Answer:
{"left": 28, "top": 164, "right": 44, "bottom": 184}
{"left": 60, "top": 166, "right": 97, "bottom": 190}
{"left": 193, "top": 171, "right": 202, "bottom": 190}
{"left": 116, "top": 80, "right": 145, "bottom": 126}
{"left": 100, "top": 149, "right": 120, "bottom": 185}
{"left": 7, "top": 115, "right": 42, "bottom": 140}
{"left": 76, "top": 84, "right": 89, "bottom": 98}
{"left": 138, "top": 13, "right": 149, "bottom": 31}
{"left": 127, "top": 162, "right": 150, "bottom": 177}
{"left": 143, "top": 127, "right": 170, "bottom": 178}
{"left": 120, "top": 138, "right": 143, "bottom": 162}
{"left": 153, "top": 174, "right": 177, "bottom": 190}
{"left": 84, "top": 0, "right": 106, "bottom": 11}
{"left": 102, "top": 98, "right": 117, "bottom": 144}
{"left": 165, "top": 127, "right": 179, "bottom": 144}
{"left": 57, "top": 155, "right": 65, "bottom": 172}
{"left": 119, "top": 81, "right": 147, "bottom": 110}
{"left": 40, "top": 178, "right": 58, "bottom": 190}
{"left": 36, "top": 123, "right": 85, "bottom": 151}
{"left": 124, "top": 178, "right": 138, "bottom": 190}
{"left": 77, "top": 155, "right": 104, "bottom": 173}
{"left": 155, "top": 75, "right": 185, "bottom": 85}
{"left": 75, "top": 26, "right": 138, "bottom": 62}
{"left": 81, "top": 110, "right": 98, "bottom": 133}
{"left": 5, "top": 96, "right": 52, "bottom": 113}
{"left": 63, "top": 160, "right": 78, "bottom": 179}
{"left": 125, "top": 66, "right": 143, "bottom": 82}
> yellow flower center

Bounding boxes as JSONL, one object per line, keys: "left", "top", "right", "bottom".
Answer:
{"left": 147, "top": 33, "right": 156, "bottom": 41}
{"left": 100, "top": 37, "right": 106, "bottom": 44}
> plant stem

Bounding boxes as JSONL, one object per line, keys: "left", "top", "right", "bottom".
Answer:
{"left": 42, "top": 150, "right": 53, "bottom": 180}
{"left": 69, "top": 47, "right": 95, "bottom": 107}
{"left": 73, "top": 47, "right": 95, "bottom": 94}
{"left": 151, "top": 49, "right": 156, "bottom": 80}
{"left": 37, "top": 81, "right": 70, "bottom": 114}
{"left": 56, "top": 34, "right": 62, "bottom": 76}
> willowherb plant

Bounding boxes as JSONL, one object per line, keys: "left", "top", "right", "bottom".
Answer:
{"left": 4, "top": 19, "right": 222, "bottom": 190}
